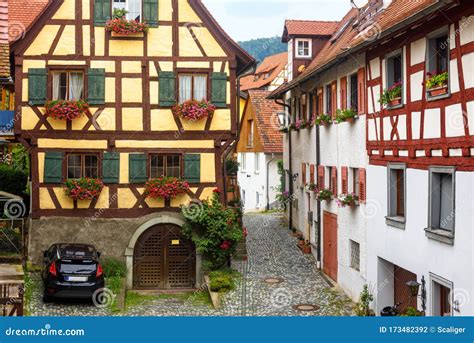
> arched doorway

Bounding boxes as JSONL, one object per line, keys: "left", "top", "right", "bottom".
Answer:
{"left": 133, "top": 224, "right": 196, "bottom": 290}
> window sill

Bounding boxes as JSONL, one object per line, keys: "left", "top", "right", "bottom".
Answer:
{"left": 385, "top": 216, "right": 406, "bottom": 229}
{"left": 424, "top": 227, "right": 454, "bottom": 245}
{"left": 386, "top": 104, "right": 404, "bottom": 111}
{"left": 109, "top": 31, "right": 146, "bottom": 40}
{"left": 426, "top": 92, "right": 451, "bottom": 102}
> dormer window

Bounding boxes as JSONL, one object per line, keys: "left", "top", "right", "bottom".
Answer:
{"left": 113, "top": 0, "right": 141, "bottom": 21}
{"left": 295, "top": 39, "right": 312, "bottom": 58}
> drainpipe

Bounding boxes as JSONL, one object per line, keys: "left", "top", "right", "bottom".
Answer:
{"left": 265, "top": 153, "right": 276, "bottom": 211}
{"left": 315, "top": 118, "right": 322, "bottom": 268}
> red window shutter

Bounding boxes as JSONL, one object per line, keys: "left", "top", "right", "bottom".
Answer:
{"left": 310, "top": 164, "right": 315, "bottom": 185}
{"left": 340, "top": 77, "right": 347, "bottom": 110}
{"left": 302, "top": 163, "right": 307, "bottom": 185}
{"left": 341, "top": 167, "right": 348, "bottom": 194}
{"left": 359, "top": 168, "right": 366, "bottom": 203}
{"left": 331, "top": 167, "right": 337, "bottom": 196}
{"left": 318, "top": 165, "right": 325, "bottom": 189}
{"left": 331, "top": 81, "right": 337, "bottom": 119}
{"left": 357, "top": 67, "right": 366, "bottom": 115}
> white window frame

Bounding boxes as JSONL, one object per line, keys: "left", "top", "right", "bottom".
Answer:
{"left": 254, "top": 153, "right": 260, "bottom": 174}
{"left": 430, "top": 273, "right": 454, "bottom": 317}
{"left": 349, "top": 167, "right": 360, "bottom": 196}
{"left": 386, "top": 163, "right": 406, "bottom": 229}
{"left": 295, "top": 38, "right": 312, "bottom": 59}
{"left": 240, "top": 153, "right": 246, "bottom": 173}
{"left": 113, "top": 0, "right": 142, "bottom": 21}
{"left": 256, "top": 192, "right": 261, "bottom": 209}
{"left": 349, "top": 240, "right": 360, "bottom": 272}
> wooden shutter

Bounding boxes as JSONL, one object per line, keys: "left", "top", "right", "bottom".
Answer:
{"left": 158, "top": 71, "right": 176, "bottom": 106}
{"left": 359, "top": 168, "right": 366, "bottom": 203}
{"left": 129, "top": 154, "right": 147, "bottom": 184}
{"left": 357, "top": 67, "right": 366, "bottom": 115}
{"left": 341, "top": 167, "right": 348, "bottom": 194}
{"left": 143, "top": 0, "right": 158, "bottom": 27}
{"left": 211, "top": 72, "right": 227, "bottom": 108}
{"left": 318, "top": 166, "right": 325, "bottom": 189}
{"left": 94, "top": 0, "right": 111, "bottom": 26}
{"left": 102, "top": 152, "right": 120, "bottom": 184}
{"left": 331, "top": 81, "right": 337, "bottom": 119}
{"left": 44, "top": 152, "right": 63, "bottom": 183}
{"left": 340, "top": 76, "right": 347, "bottom": 110}
{"left": 310, "top": 164, "right": 315, "bottom": 185}
{"left": 28, "top": 68, "right": 47, "bottom": 105}
{"left": 317, "top": 88, "right": 323, "bottom": 114}
{"left": 87, "top": 68, "right": 105, "bottom": 105}
{"left": 331, "top": 167, "right": 337, "bottom": 196}
{"left": 184, "top": 154, "right": 201, "bottom": 183}
{"left": 301, "top": 163, "right": 306, "bottom": 185}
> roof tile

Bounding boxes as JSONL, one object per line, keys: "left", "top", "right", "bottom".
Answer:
{"left": 241, "top": 52, "right": 287, "bottom": 91}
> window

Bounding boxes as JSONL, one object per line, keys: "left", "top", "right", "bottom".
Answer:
{"left": 350, "top": 240, "right": 360, "bottom": 271}
{"left": 178, "top": 74, "right": 207, "bottom": 104}
{"left": 247, "top": 120, "right": 254, "bottom": 147}
{"left": 327, "top": 166, "right": 333, "bottom": 190}
{"left": 386, "top": 52, "right": 403, "bottom": 100}
{"left": 325, "top": 84, "right": 332, "bottom": 115}
{"left": 349, "top": 73, "right": 358, "bottom": 110}
{"left": 431, "top": 274, "right": 453, "bottom": 316}
{"left": 113, "top": 0, "right": 141, "bottom": 21}
{"left": 67, "top": 154, "right": 99, "bottom": 179}
{"left": 428, "top": 167, "right": 455, "bottom": 233}
{"left": 256, "top": 192, "right": 261, "bottom": 208}
{"left": 428, "top": 34, "right": 449, "bottom": 75}
{"left": 387, "top": 164, "right": 406, "bottom": 227}
{"left": 254, "top": 153, "right": 260, "bottom": 173}
{"left": 150, "top": 155, "right": 181, "bottom": 178}
{"left": 295, "top": 39, "right": 312, "bottom": 58}
{"left": 241, "top": 153, "right": 246, "bottom": 172}
{"left": 52, "top": 71, "right": 84, "bottom": 101}
{"left": 350, "top": 168, "right": 360, "bottom": 196}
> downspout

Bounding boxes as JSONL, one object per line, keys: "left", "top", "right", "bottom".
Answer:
{"left": 265, "top": 153, "right": 276, "bottom": 211}
{"left": 315, "top": 117, "right": 322, "bottom": 268}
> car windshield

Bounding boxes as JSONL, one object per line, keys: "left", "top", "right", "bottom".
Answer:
{"left": 58, "top": 245, "right": 96, "bottom": 259}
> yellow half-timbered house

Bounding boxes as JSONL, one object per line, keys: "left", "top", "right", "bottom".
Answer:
{"left": 13, "top": 0, "right": 254, "bottom": 290}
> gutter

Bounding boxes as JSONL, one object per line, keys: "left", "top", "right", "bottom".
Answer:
{"left": 265, "top": 153, "right": 276, "bottom": 211}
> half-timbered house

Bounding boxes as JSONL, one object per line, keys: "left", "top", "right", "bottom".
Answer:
{"left": 12, "top": 0, "right": 253, "bottom": 290}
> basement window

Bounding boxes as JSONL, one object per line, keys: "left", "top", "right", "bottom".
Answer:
{"left": 52, "top": 71, "right": 84, "bottom": 101}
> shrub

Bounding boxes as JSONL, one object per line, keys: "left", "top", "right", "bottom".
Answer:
{"left": 102, "top": 257, "right": 127, "bottom": 278}
{"left": 0, "top": 165, "right": 28, "bottom": 196}
{"left": 225, "top": 159, "right": 239, "bottom": 176}
{"left": 209, "top": 269, "right": 239, "bottom": 293}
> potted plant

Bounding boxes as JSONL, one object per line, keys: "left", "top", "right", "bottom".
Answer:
{"left": 294, "top": 119, "right": 307, "bottom": 130}
{"left": 354, "top": 285, "right": 375, "bottom": 316}
{"left": 314, "top": 114, "right": 332, "bottom": 126}
{"left": 144, "top": 177, "right": 190, "bottom": 200}
{"left": 297, "top": 236, "right": 305, "bottom": 247}
{"left": 380, "top": 81, "right": 402, "bottom": 107}
{"left": 64, "top": 178, "right": 104, "bottom": 201}
{"left": 306, "top": 183, "right": 317, "bottom": 192}
{"left": 315, "top": 189, "right": 333, "bottom": 201}
{"left": 301, "top": 242, "right": 311, "bottom": 254}
{"left": 336, "top": 193, "right": 359, "bottom": 208}
{"left": 426, "top": 71, "right": 448, "bottom": 97}
{"left": 105, "top": 9, "right": 149, "bottom": 36}
{"left": 172, "top": 99, "right": 216, "bottom": 121}
{"left": 291, "top": 228, "right": 300, "bottom": 237}
{"left": 402, "top": 307, "right": 424, "bottom": 317}
{"left": 335, "top": 108, "right": 358, "bottom": 124}
{"left": 45, "top": 99, "right": 89, "bottom": 121}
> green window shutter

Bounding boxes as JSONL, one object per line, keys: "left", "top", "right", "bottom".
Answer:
{"left": 184, "top": 154, "right": 201, "bottom": 184}
{"left": 87, "top": 69, "right": 106, "bottom": 105}
{"left": 158, "top": 71, "right": 176, "bottom": 107}
{"left": 28, "top": 68, "right": 47, "bottom": 106}
{"left": 94, "top": 0, "right": 111, "bottom": 26}
{"left": 44, "top": 152, "right": 64, "bottom": 183}
{"left": 211, "top": 72, "right": 227, "bottom": 108}
{"left": 143, "top": 0, "right": 158, "bottom": 27}
{"left": 129, "top": 154, "right": 147, "bottom": 184}
{"left": 102, "top": 152, "right": 120, "bottom": 184}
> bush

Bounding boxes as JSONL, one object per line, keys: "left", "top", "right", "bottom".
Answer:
{"left": 0, "top": 165, "right": 28, "bottom": 196}
{"left": 225, "top": 159, "right": 240, "bottom": 176}
{"left": 209, "top": 270, "right": 237, "bottom": 293}
{"left": 102, "top": 257, "right": 127, "bottom": 278}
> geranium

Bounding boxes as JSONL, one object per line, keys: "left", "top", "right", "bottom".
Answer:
{"left": 426, "top": 71, "right": 448, "bottom": 89}
{"left": 315, "top": 189, "right": 333, "bottom": 201}
{"left": 335, "top": 108, "right": 357, "bottom": 124}
{"left": 64, "top": 178, "right": 104, "bottom": 201}
{"left": 314, "top": 114, "right": 332, "bottom": 126}
{"left": 220, "top": 240, "right": 231, "bottom": 250}
{"left": 379, "top": 81, "right": 402, "bottom": 105}
{"left": 105, "top": 17, "right": 149, "bottom": 35}
{"left": 294, "top": 119, "right": 307, "bottom": 130}
{"left": 336, "top": 193, "right": 359, "bottom": 208}
{"left": 172, "top": 100, "right": 216, "bottom": 121}
{"left": 45, "top": 100, "right": 89, "bottom": 121}
{"left": 145, "top": 177, "right": 190, "bottom": 200}
{"left": 213, "top": 188, "right": 221, "bottom": 194}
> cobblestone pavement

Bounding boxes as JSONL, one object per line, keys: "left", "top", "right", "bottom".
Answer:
{"left": 28, "top": 213, "right": 354, "bottom": 316}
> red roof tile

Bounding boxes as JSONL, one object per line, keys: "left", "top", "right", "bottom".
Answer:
{"left": 282, "top": 20, "right": 339, "bottom": 42}
{"left": 8, "top": 0, "right": 51, "bottom": 42}
{"left": 248, "top": 90, "right": 284, "bottom": 153}
{"left": 241, "top": 52, "right": 287, "bottom": 91}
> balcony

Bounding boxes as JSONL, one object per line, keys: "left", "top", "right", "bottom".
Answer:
{"left": 0, "top": 110, "right": 14, "bottom": 135}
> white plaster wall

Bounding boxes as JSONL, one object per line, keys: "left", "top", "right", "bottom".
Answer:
{"left": 237, "top": 152, "right": 266, "bottom": 212}
{"left": 267, "top": 154, "right": 283, "bottom": 208}
{"left": 367, "top": 165, "right": 474, "bottom": 316}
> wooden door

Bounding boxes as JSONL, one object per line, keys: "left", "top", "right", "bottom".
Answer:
{"left": 133, "top": 224, "right": 196, "bottom": 290}
{"left": 394, "top": 265, "right": 417, "bottom": 313}
{"left": 323, "top": 211, "right": 338, "bottom": 281}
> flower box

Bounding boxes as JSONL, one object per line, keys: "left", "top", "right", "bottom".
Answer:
{"left": 380, "top": 81, "right": 402, "bottom": 107}
{"left": 427, "top": 85, "right": 448, "bottom": 97}
{"left": 172, "top": 100, "right": 216, "bottom": 121}
{"left": 335, "top": 108, "right": 358, "bottom": 124}
{"left": 111, "top": 31, "right": 145, "bottom": 38}
{"left": 336, "top": 193, "right": 359, "bottom": 208}
{"left": 45, "top": 100, "right": 89, "bottom": 121}
{"left": 145, "top": 177, "right": 190, "bottom": 200}
{"left": 315, "top": 189, "right": 333, "bottom": 201}
{"left": 64, "top": 178, "right": 104, "bottom": 201}
{"left": 388, "top": 97, "right": 402, "bottom": 107}
{"left": 105, "top": 17, "right": 149, "bottom": 36}
{"left": 299, "top": 244, "right": 311, "bottom": 254}
{"left": 314, "top": 114, "right": 332, "bottom": 126}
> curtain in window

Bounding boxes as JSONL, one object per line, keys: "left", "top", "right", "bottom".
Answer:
{"left": 52, "top": 72, "right": 61, "bottom": 100}
{"left": 179, "top": 75, "right": 192, "bottom": 103}
{"left": 69, "top": 73, "right": 84, "bottom": 100}
{"left": 193, "top": 75, "right": 207, "bottom": 101}
{"left": 128, "top": 0, "right": 141, "bottom": 21}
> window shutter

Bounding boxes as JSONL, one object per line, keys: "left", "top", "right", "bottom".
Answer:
{"left": 28, "top": 68, "right": 47, "bottom": 106}
{"left": 341, "top": 166, "right": 348, "bottom": 194}
{"left": 301, "top": 163, "right": 306, "bottom": 185}
{"left": 102, "top": 152, "right": 120, "bottom": 184}
{"left": 143, "top": 0, "right": 158, "bottom": 27}
{"left": 331, "top": 81, "right": 337, "bottom": 119}
{"left": 87, "top": 68, "right": 105, "bottom": 105}
{"left": 317, "top": 88, "right": 323, "bottom": 114}
{"left": 310, "top": 164, "right": 315, "bottom": 185}
{"left": 318, "top": 165, "right": 325, "bottom": 189}
{"left": 158, "top": 71, "right": 176, "bottom": 106}
{"left": 129, "top": 154, "right": 147, "bottom": 184}
{"left": 211, "top": 72, "right": 227, "bottom": 108}
{"left": 331, "top": 167, "right": 337, "bottom": 196}
{"left": 359, "top": 168, "right": 366, "bottom": 203}
{"left": 44, "top": 152, "right": 63, "bottom": 183}
{"left": 357, "top": 67, "right": 366, "bottom": 115}
{"left": 94, "top": 0, "right": 111, "bottom": 26}
{"left": 184, "top": 154, "right": 201, "bottom": 184}
{"left": 340, "top": 76, "right": 347, "bottom": 110}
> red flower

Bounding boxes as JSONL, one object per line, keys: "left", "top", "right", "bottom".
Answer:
{"left": 220, "top": 241, "right": 231, "bottom": 250}
{"left": 213, "top": 188, "right": 221, "bottom": 194}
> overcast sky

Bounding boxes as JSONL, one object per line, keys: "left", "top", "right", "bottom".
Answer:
{"left": 202, "top": 0, "right": 353, "bottom": 42}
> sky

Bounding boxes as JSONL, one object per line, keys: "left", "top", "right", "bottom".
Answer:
{"left": 201, "top": 0, "right": 353, "bottom": 42}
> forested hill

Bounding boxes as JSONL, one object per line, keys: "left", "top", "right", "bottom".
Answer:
{"left": 238, "top": 36, "right": 287, "bottom": 63}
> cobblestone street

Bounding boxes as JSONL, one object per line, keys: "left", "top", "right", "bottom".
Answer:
{"left": 28, "top": 213, "right": 354, "bottom": 317}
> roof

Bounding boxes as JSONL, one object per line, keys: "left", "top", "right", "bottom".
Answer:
{"left": 8, "top": 0, "right": 49, "bottom": 43}
{"left": 240, "top": 52, "right": 287, "bottom": 91}
{"left": 247, "top": 90, "right": 284, "bottom": 153}
{"left": 270, "top": 0, "right": 442, "bottom": 98}
{"left": 282, "top": 20, "right": 339, "bottom": 43}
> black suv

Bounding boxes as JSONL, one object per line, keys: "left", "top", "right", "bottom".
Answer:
{"left": 42, "top": 244, "right": 105, "bottom": 302}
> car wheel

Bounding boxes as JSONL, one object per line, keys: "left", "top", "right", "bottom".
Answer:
{"left": 42, "top": 293, "right": 53, "bottom": 303}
